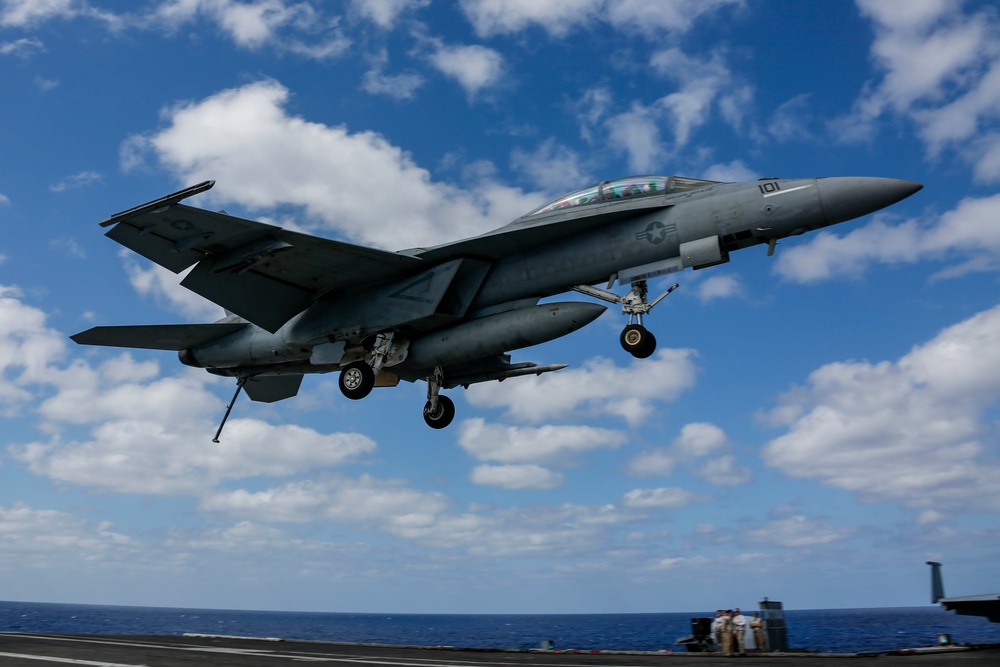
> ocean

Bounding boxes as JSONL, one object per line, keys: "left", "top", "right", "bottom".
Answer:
{"left": 2, "top": 601, "right": 1000, "bottom": 654}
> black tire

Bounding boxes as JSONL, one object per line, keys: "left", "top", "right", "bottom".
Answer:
{"left": 620, "top": 324, "right": 656, "bottom": 358}
{"left": 423, "top": 394, "right": 456, "bottom": 429}
{"left": 339, "top": 361, "right": 375, "bottom": 400}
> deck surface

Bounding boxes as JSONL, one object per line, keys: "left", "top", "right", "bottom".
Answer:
{"left": 1, "top": 633, "right": 998, "bottom": 666}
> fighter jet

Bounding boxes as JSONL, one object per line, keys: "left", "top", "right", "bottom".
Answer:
{"left": 72, "top": 174, "right": 921, "bottom": 439}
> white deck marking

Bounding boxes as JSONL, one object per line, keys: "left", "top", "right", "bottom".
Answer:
{"left": 0, "top": 651, "right": 147, "bottom": 666}
{"left": 1, "top": 634, "right": 653, "bottom": 667}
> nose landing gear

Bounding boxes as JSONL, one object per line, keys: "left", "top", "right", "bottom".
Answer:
{"left": 572, "top": 279, "right": 679, "bottom": 359}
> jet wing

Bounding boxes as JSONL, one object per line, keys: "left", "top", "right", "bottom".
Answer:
{"left": 71, "top": 323, "right": 247, "bottom": 350}
{"left": 99, "top": 182, "right": 423, "bottom": 332}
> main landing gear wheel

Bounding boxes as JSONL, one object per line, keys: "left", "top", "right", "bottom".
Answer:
{"left": 620, "top": 324, "right": 656, "bottom": 359}
{"left": 423, "top": 394, "right": 456, "bottom": 429}
{"left": 339, "top": 361, "right": 375, "bottom": 400}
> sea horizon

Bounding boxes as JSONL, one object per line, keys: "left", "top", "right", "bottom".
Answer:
{"left": 3, "top": 599, "right": 1000, "bottom": 654}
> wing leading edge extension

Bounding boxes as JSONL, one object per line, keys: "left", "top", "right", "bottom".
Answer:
{"left": 99, "top": 182, "right": 424, "bottom": 333}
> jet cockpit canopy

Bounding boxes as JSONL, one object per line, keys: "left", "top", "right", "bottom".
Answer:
{"left": 526, "top": 175, "right": 720, "bottom": 217}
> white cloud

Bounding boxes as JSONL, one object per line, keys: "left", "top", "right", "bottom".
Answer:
{"left": 695, "top": 274, "right": 741, "bottom": 301}
{"left": 694, "top": 454, "right": 752, "bottom": 487}
{"left": 626, "top": 422, "right": 736, "bottom": 483}
{"left": 469, "top": 463, "right": 564, "bottom": 490}
{"left": 840, "top": 0, "right": 1000, "bottom": 182}
{"left": 672, "top": 422, "right": 728, "bottom": 458}
{"left": 594, "top": 48, "right": 750, "bottom": 171}
{"left": 459, "top": 0, "right": 743, "bottom": 39}
{"left": 510, "top": 138, "right": 592, "bottom": 195}
{"left": 762, "top": 302, "right": 1000, "bottom": 513}
{"left": 5, "top": 333, "right": 376, "bottom": 495}
{"left": 361, "top": 69, "right": 424, "bottom": 99}
{"left": 49, "top": 170, "right": 102, "bottom": 192}
{"left": 0, "top": 192, "right": 9, "bottom": 206}
{"left": 199, "top": 474, "right": 447, "bottom": 526}
{"left": 702, "top": 159, "right": 758, "bottom": 183}
{"left": 774, "top": 193, "right": 1000, "bottom": 283}
{"left": 150, "top": 0, "right": 349, "bottom": 58}
{"left": 0, "top": 503, "right": 134, "bottom": 568}
{"left": 622, "top": 486, "right": 708, "bottom": 509}
{"left": 742, "top": 514, "right": 859, "bottom": 548}
{"left": 457, "top": 418, "right": 626, "bottom": 466}
{"left": 16, "top": 391, "right": 377, "bottom": 495}
{"left": 122, "top": 254, "right": 224, "bottom": 322}
{"left": 0, "top": 284, "right": 67, "bottom": 412}
{"left": 427, "top": 43, "right": 504, "bottom": 98}
{"left": 350, "top": 0, "right": 427, "bottom": 29}
{"left": 124, "top": 80, "right": 536, "bottom": 249}
{"left": 0, "top": 0, "right": 75, "bottom": 27}
{"left": 0, "top": 36, "right": 44, "bottom": 57}
{"left": 465, "top": 348, "right": 698, "bottom": 426}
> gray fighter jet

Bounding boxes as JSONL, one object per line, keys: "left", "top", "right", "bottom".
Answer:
{"left": 73, "top": 175, "right": 921, "bottom": 438}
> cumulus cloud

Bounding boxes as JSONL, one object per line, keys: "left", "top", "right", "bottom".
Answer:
{"left": 427, "top": 42, "right": 504, "bottom": 99}
{"left": 626, "top": 422, "right": 750, "bottom": 486}
{"left": 361, "top": 49, "right": 424, "bottom": 100}
{"left": 457, "top": 418, "right": 626, "bottom": 466}
{"left": 510, "top": 138, "right": 592, "bottom": 195}
{"left": 839, "top": 0, "right": 1000, "bottom": 182}
{"left": 742, "top": 514, "right": 860, "bottom": 548}
{"left": 465, "top": 348, "right": 697, "bottom": 426}
{"left": 0, "top": 283, "right": 376, "bottom": 496}
{"left": 123, "top": 80, "right": 536, "bottom": 249}
{"left": 694, "top": 455, "right": 752, "bottom": 487}
{"left": 695, "top": 274, "right": 742, "bottom": 301}
{"left": 122, "top": 254, "right": 224, "bottom": 322}
{"left": 469, "top": 463, "right": 564, "bottom": 490}
{"left": 589, "top": 48, "right": 752, "bottom": 171}
{"left": 350, "top": 0, "right": 429, "bottom": 29}
{"left": 0, "top": 284, "right": 67, "bottom": 413}
{"left": 0, "top": 503, "right": 134, "bottom": 568}
{"left": 459, "top": 0, "right": 743, "bottom": 39}
{"left": 152, "top": 0, "right": 349, "bottom": 58}
{"left": 0, "top": 36, "right": 45, "bottom": 57}
{"left": 774, "top": 193, "right": 1000, "bottom": 282}
{"left": 0, "top": 0, "right": 76, "bottom": 27}
{"left": 622, "top": 486, "right": 709, "bottom": 509}
{"left": 49, "top": 170, "right": 102, "bottom": 192}
{"left": 761, "top": 302, "right": 1000, "bottom": 513}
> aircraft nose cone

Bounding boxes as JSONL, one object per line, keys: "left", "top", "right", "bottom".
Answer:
{"left": 817, "top": 177, "right": 922, "bottom": 225}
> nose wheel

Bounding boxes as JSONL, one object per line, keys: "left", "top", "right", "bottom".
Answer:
{"left": 620, "top": 324, "right": 656, "bottom": 358}
{"left": 572, "top": 279, "right": 678, "bottom": 359}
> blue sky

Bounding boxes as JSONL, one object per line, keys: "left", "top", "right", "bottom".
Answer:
{"left": 1, "top": 0, "right": 998, "bottom": 615}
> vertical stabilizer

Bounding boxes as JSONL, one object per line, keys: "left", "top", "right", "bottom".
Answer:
{"left": 927, "top": 561, "right": 945, "bottom": 603}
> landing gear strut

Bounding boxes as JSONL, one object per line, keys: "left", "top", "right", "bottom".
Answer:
{"left": 423, "top": 367, "right": 456, "bottom": 429}
{"left": 572, "top": 279, "right": 679, "bottom": 359}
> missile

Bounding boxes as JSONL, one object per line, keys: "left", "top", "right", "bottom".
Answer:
{"left": 445, "top": 362, "right": 569, "bottom": 388}
{"left": 407, "top": 301, "right": 606, "bottom": 369}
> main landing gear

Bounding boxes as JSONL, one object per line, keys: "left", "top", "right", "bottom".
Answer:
{"left": 422, "top": 367, "right": 455, "bottom": 429}
{"left": 336, "top": 336, "right": 456, "bottom": 429}
{"left": 572, "top": 279, "right": 679, "bottom": 359}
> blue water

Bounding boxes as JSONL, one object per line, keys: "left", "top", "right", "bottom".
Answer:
{"left": 2, "top": 601, "right": 1000, "bottom": 653}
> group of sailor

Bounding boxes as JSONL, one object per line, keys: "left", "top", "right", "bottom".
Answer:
{"left": 711, "top": 608, "right": 766, "bottom": 656}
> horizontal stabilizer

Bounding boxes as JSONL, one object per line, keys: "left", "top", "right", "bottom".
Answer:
{"left": 71, "top": 323, "right": 247, "bottom": 350}
{"left": 243, "top": 374, "right": 303, "bottom": 403}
